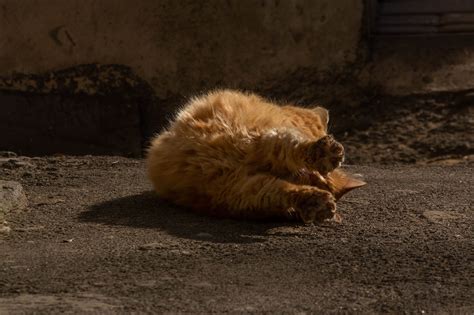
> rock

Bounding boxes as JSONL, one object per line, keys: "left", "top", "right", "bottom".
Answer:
{"left": 422, "top": 210, "right": 463, "bottom": 224}
{"left": 0, "top": 222, "right": 11, "bottom": 234}
{"left": 0, "top": 158, "right": 35, "bottom": 169}
{"left": 0, "top": 181, "right": 28, "bottom": 221}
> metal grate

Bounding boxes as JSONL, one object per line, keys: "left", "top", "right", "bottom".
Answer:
{"left": 375, "top": 0, "right": 474, "bottom": 35}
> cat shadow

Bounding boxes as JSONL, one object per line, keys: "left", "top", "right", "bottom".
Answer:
{"left": 80, "top": 191, "right": 295, "bottom": 244}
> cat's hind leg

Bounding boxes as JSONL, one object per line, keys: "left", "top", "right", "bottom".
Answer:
{"left": 217, "top": 172, "right": 336, "bottom": 223}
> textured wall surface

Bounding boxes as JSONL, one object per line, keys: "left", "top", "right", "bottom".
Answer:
{"left": 0, "top": 0, "right": 365, "bottom": 156}
{"left": 0, "top": 0, "right": 364, "bottom": 97}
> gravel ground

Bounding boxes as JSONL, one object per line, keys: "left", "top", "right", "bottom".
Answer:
{"left": 0, "top": 156, "right": 472, "bottom": 313}
{"left": 262, "top": 81, "right": 474, "bottom": 165}
{"left": 338, "top": 92, "right": 474, "bottom": 165}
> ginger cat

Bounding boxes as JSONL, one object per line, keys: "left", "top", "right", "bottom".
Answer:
{"left": 147, "top": 90, "right": 365, "bottom": 223}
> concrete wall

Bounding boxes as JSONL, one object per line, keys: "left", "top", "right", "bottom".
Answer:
{"left": 0, "top": 0, "right": 366, "bottom": 156}
{"left": 0, "top": 0, "right": 364, "bottom": 97}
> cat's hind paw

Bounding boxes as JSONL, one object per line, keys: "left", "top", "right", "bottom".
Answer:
{"left": 307, "top": 135, "right": 344, "bottom": 175}
{"left": 292, "top": 189, "right": 336, "bottom": 224}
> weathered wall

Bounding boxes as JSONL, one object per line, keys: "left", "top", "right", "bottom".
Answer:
{"left": 0, "top": 0, "right": 365, "bottom": 156}
{"left": 0, "top": 0, "right": 364, "bottom": 97}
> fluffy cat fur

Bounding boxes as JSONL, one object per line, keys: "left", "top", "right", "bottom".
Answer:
{"left": 147, "top": 90, "right": 365, "bottom": 223}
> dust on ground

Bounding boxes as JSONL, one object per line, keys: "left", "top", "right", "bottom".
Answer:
{"left": 0, "top": 156, "right": 473, "bottom": 313}
{"left": 0, "top": 81, "right": 473, "bottom": 312}
{"left": 337, "top": 91, "right": 474, "bottom": 165}
{"left": 262, "top": 81, "right": 474, "bottom": 165}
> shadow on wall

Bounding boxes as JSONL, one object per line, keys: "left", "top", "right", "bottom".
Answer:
{"left": 0, "top": 63, "right": 367, "bottom": 158}
{"left": 0, "top": 54, "right": 377, "bottom": 158}
{"left": 0, "top": 64, "right": 181, "bottom": 157}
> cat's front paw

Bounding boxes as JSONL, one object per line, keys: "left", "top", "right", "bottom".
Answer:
{"left": 292, "top": 189, "right": 336, "bottom": 224}
{"left": 306, "top": 135, "right": 344, "bottom": 175}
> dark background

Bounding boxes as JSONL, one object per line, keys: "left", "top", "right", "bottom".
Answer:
{"left": 0, "top": 0, "right": 472, "bottom": 164}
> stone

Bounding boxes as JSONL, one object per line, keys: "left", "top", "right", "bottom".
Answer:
{"left": 422, "top": 210, "right": 463, "bottom": 224}
{"left": 0, "top": 181, "right": 28, "bottom": 220}
{"left": 0, "top": 223, "right": 11, "bottom": 234}
{"left": 0, "top": 158, "right": 35, "bottom": 169}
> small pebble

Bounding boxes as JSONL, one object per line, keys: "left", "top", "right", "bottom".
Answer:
{"left": 0, "top": 225, "right": 11, "bottom": 234}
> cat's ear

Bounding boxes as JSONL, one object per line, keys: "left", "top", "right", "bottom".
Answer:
{"left": 330, "top": 171, "right": 366, "bottom": 200}
{"left": 312, "top": 107, "right": 329, "bottom": 130}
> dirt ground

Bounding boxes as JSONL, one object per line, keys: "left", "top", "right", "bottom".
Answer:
{"left": 0, "top": 85, "right": 473, "bottom": 313}
{"left": 336, "top": 91, "right": 474, "bottom": 165}
{"left": 0, "top": 155, "right": 472, "bottom": 313}
{"left": 261, "top": 79, "right": 474, "bottom": 166}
